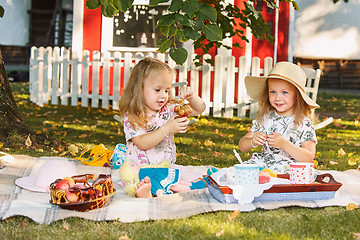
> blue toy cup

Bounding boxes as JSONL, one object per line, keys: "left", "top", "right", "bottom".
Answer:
{"left": 229, "top": 164, "right": 260, "bottom": 185}
{"left": 110, "top": 144, "right": 127, "bottom": 169}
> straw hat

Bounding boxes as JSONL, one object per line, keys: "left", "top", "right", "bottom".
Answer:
{"left": 15, "top": 159, "right": 77, "bottom": 192}
{"left": 244, "top": 62, "right": 319, "bottom": 109}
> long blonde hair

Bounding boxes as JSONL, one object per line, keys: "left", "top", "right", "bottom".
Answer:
{"left": 118, "top": 57, "right": 173, "bottom": 129}
{"left": 256, "top": 79, "right": 314, "bottom": 126}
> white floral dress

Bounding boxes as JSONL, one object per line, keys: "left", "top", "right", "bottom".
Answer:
{"left": 123, "top": 104, "right": 177, "bottom": 166}
{"left": 244, "top": 111, "right": 317, "bottom": 173}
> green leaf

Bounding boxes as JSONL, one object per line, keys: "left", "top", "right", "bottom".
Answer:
{"left": 182, "top": 0, "right": 200, "bottom": 17}
{"left": 158, "top": 14, "right": 175, "bottom": 26}
{"left": 157, "top": 38, "right": 172, "bottom": 53}
{"left": 175, "top": 13, "right": 194, "bottom": 27}
{"left": 169, "top": 0, "right": 183, "bottom": 12}
{"left": 160, "top": 26, "right": 170, "bottom": 36}
{"left": 113, "top": 0, "right": 133, "bottom": 12}
{"left": 203, "top": 24, "right": 223, "bottom": 42}
{"left": 193, "top": 18, "right": 203, "bottom": 31}
{"left": 85, "top": 0, "right": 101, "bottom": 9}
{"left": 150, "top": 0, "right": 169, "bottom": 7}
{"left": 183, "top": 26, "right": 201, "bottom": 41}
{"left": 0, "top": 6, "right": 4, "bottom": 18}
{"left": 169, "top": 47, "right": 188, "bottom": 65}
{"left": 198, "top": 4, "right": 217, "bottom": 23}
{"left": 245, "top": 2, "right": 260, "bottom": 19}
{"left": 160, "top": 25, "right": 177, "bottom": 37}
{"left": 101, "top": 3, "right": 118, "bottom": 18}
{"left": 176, "top": 29, "right": 189, "bottom": 42}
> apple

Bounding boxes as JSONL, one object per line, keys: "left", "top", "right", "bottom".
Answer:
{"left": 66, "top": 188, "right": 80, "bottom": 203}
{"left": 259, "top": 170, "right": 271, "bottom": 184}
{"left": 55, "top": 177, "right": 75, "bottom": 191}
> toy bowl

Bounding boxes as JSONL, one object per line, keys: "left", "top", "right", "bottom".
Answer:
{"left": 49, "top": 173, "right": 116, "bottom": 212}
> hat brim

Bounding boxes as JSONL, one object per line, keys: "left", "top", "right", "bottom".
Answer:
{"left": 15, "top": 158, "right": 78, "bottom": 193}
{"left": 245, "top": 75, "right": 319, "bottom": 109}
{"left": 15, "top": 176, "right": 50, "bottom": 193}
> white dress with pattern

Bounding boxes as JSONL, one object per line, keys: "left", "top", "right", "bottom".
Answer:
{"left": 123, "top": 104, "right": 177, "bottom": 166}
{"left": 244, "top": 111, "right": 317, "bottom": 173}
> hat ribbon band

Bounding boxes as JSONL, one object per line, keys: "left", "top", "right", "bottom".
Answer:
{"left": 268, "top": 74, "right": 305, "bottom": 93}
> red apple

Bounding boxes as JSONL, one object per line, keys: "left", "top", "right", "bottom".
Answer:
{"left": 259, "top": 170, "right": 271, "bottom": 184}
{"left": 66, "top": 189, "right": 79, "bottom": 203}
{"left": 55, "top": 177, "right": 75, "bottom": 191}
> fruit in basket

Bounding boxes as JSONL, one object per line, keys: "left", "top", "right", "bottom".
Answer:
{"left": 174, "top": 103, "right": 192, "bottom": 117}
{"left": 66, "top": 188, "right": 80, "bottom": 203}
{"left": 50, "top": 174, "right": 116, "bottom": 211}
{"left": 55, "top": 177, "right": 75, "bottom": 191}
{"left": 259, "top": 170, "right": 271, "bottom": 184}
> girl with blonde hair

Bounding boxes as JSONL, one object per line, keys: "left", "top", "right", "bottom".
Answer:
{"left": 238, "top": 62, "right": 319, "bottom": 173}
{"left": 118, "top": 57, "right": 206, "bottom": 166}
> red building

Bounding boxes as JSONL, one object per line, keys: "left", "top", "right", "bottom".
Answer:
{"left": 73, "top": 0, "right": 292, "bottom": 67}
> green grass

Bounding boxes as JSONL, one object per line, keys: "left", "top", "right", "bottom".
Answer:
{"left": 1, "top": 82, "right": 359, "bottom": 240}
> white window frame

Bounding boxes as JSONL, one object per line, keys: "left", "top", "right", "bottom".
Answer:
{"left": 101, "top": 0, "right": 170, "bottom": 52}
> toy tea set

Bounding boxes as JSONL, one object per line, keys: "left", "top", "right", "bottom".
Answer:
{"left": 207, "top": 150, "right": 342, "bottom": 204}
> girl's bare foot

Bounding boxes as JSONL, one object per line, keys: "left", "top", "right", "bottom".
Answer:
{"left": 135, "top": 176, "right": 152, "bottom": 198}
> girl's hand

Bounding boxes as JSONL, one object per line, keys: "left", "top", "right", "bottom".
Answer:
{"left": 164, "top": 115, "right": 190, "bottom": 134}
{"left": 179, "top": 85, "right": 194, "bottom": 100}
{"left": 252, "top": 131, "right": 267, "bottom": 146}
{"left": 266, "top": 132, "right": 287, "bottom": 149}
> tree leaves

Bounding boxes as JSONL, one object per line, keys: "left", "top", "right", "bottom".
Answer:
{"left": 85, "top": 0, "right": 101, "bottom": 9}
{"left": 169, "top": 47, "right": 188, "bottom": 65}
{"left": 203, "top": 24, "right": 223, "bottom": 42}
{"left": 169, "top": 0, "right": 183, "bottom": 12}
{"left": 87, "top": 0, "right": 287, "bottom": 65}
{"left": 198, "top": 4, "right": 217, "bottom": 23}
{"left": 181, "top": 0, "right": 199, "bottom": 17}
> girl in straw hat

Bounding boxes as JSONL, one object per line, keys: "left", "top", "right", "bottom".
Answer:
{"left": 238, "top": 62, "right": 319, "bottom": 174}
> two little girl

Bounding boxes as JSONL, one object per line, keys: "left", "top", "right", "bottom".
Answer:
{"left": 118, "top": 58, "right": 319, "bottom": 197}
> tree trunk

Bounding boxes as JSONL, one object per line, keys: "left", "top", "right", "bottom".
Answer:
{"left": 0, "top": 47, "right": 62, "bottom": 149}
{"left": 0, "top": 47, "right": 30, "bottom": 141}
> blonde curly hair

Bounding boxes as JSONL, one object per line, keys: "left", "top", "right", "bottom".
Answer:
{"left": 118, "top": 57, "right": 174, "bottom": 129}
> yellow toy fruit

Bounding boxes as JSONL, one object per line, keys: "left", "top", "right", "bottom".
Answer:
{"left": 261, "top": 168, "right": 277, "bottom": 178}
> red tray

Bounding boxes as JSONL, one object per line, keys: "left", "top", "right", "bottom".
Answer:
{"left": 208, "top": 173, "right": 342, "bottom": 195}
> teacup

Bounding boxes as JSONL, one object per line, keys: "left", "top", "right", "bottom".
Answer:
{"left": 110, "top": 144, "right": 127, "bottom": 169}
{"left": 226, "top": 164, "right": 260, "bottom": 185}
{"left": 289, "top": 162, "right": 315, "bottom": 184}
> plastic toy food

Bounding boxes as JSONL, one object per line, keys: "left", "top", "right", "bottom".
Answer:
{"left": 174, "top": 102, "right": 192, "bottom": 117}
{"left": 49, "top": 174, "right": 116, "bottom": 212}
{"left": 261, "top": 168, "right": 277, "bottom": 178}
{"left": 259, "top": 170, "right": 271, "bottom": 184}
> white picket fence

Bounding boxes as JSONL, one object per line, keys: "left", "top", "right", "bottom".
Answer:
{"left": 29, "top": 46, "right": 275, "bottom": 119}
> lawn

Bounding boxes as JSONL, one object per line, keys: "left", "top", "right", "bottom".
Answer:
{"left": 0, "top": 82, "right": 359, "bottom": 240}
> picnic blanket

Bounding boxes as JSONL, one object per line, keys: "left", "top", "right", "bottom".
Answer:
{"left": 1, "top": 154, "right": 359, "bottom": 225}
